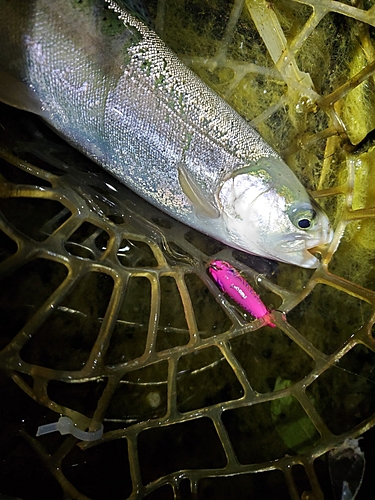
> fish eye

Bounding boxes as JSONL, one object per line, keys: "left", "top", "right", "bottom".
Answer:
{"left": 298, "top": 218, "right": 312, "bottom": 229}
{"left": 289, "top": 205, "right": 316, "bottom": 231}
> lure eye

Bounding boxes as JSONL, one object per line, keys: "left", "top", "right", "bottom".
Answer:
{"left": 209, "top": 260, "right": 226, "bottom": 271}
{"left": 289, "top": 205, "right": 316, "bottom": 231}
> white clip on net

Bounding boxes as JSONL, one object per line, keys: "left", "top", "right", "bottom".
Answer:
{"left": 36, "top": 416, "right": 104, "bottom": 441}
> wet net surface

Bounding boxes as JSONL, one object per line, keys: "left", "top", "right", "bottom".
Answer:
{"left": 1, "top": 0, "right": 375, "bottom": 499}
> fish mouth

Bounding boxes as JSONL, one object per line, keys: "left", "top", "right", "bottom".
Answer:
{"left": 300, "top": 250, "right": 320, "bottom": 268}
{"left": 259, "top": 228, "right": 334, "bottom": 268}
{"left": 276, "top": 234, "right": 318, "bottom": 252}
{"left": 273, "top": 247, "right": 320, "bottom": 268}
{"left": 277, "top": 224, "right": 334, "bottom": 252}
{"left": 306, "top": 237, "right": 333, "bottom": 261}
{"left": 304, "top": 226, "right": 334, "bottom": 255}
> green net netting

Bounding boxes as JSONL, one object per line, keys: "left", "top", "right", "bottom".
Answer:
{"left": 1, "top": 0, "right": 375, "bottom": 499}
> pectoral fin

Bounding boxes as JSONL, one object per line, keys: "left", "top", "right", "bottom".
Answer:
{"left": 177, "top": 162, "right": 220, "bottom": 219}
{"left": 0, "top": 72, "right": 45, "bottom": 116}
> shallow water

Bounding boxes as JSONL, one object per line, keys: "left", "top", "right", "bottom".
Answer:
{"left": 1, "top": 1, "right": 375, "bottom": 499}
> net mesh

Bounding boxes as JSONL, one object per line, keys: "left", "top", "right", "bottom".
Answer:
{"left": 1, "top": 0, "right": 375, "bottom": 499}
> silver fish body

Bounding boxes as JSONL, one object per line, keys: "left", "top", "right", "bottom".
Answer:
{"left": 0, "top": 0, "right": 333, "bottom": 267}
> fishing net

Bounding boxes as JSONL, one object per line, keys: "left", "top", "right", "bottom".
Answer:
{"left": 1, "top": 0, "right": 375, "bottom": 498}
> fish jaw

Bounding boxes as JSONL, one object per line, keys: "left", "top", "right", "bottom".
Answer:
{"left": 271, "top": 217, "right": 334, "bottom": 268}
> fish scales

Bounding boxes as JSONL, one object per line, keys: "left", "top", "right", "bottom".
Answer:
{"left": 0, "top": 0, "right": 333, "bottom": 267}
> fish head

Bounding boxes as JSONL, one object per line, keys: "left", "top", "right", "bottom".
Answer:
{"left": 217, "top": 157, "right": 333, "bottom": 268}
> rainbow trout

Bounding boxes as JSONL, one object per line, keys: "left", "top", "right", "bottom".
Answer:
{"left": 0, "top": 0, "right": 333, "bottom": 267}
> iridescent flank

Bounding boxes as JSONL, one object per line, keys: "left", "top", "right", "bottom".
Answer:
{"left": 0, "top": 0, "right": 333, "bottom": 267}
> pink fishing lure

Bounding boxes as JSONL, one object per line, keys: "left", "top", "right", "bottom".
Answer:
{"left": 208, "top": 260, "right": 276, "bottom": 327}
